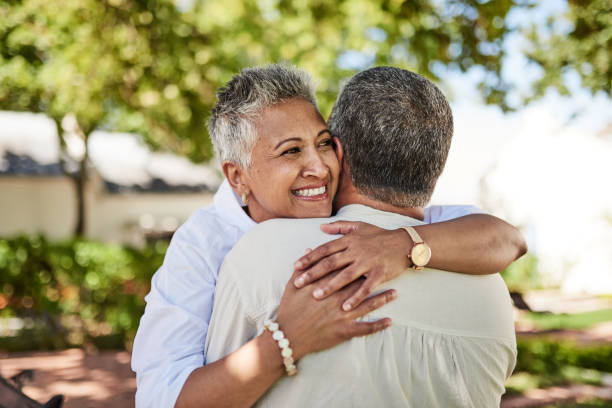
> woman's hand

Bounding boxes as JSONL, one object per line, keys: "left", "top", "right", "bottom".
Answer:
{"left": 292, "top": 221, "right": 410, "bottom": 314}
{"left": 292, "top": 215, "right": 528, "bottom": 314}
{"left": 277, "top": 265, "right": 396, "bottom": 361}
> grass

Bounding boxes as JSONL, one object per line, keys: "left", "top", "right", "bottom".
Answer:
{"left": 542, "top": 400, "right": 611, "bottom": 407}
{"left": 505, "top": 337, "right": 612, "bottom": 399}
{"left": 520, "top": 309, "right": 612, "bottom": 331}
{"left": 505, "top": 366, "right": 605, "bottom": 395}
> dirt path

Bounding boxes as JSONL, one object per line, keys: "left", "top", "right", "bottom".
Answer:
{"left": 516, "top": 321, "right": 612, "bottom": 344}
{"left": 0, "top": 349, "right": 135, "bottom": 408}
{"left": 501, "top": 384, "right": 612, "bottom": 407}
{"left": 1, "top": 319, "right": 611, "bottom": 408}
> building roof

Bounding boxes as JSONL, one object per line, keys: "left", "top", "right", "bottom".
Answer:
{"left": 0, "top": 111, "right": 221, "bottom": 193}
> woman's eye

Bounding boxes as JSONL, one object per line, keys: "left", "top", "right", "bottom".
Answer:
{"left": 282, "top": 147, "right": 300, "bottom": 155}
{"left": 318, "top": 138, "right": 332, "bottom": 148}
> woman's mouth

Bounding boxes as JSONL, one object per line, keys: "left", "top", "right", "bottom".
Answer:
{"left": 292, "top": 185, "right": 328, "bottom": 200}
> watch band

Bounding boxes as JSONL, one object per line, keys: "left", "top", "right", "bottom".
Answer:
{"left": 402, "top": 226, "right": 423, "bottom": 245}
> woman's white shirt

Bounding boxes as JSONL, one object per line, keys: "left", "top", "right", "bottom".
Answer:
{"left": 131, "top": 180, "right": 254, "bottom": 408}
{"left": 131, "top": 179, "right": 482, "bottom": 408}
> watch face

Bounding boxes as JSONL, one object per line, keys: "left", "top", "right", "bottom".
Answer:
{"left": 412, "top": 243, "right": 432, "bottom": 267}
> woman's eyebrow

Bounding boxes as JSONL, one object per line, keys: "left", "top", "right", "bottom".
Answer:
{"left": 317, "top": 129, "right": 331, "bottom": 137}
{"left": 274, "top": 137, "right": 301, "bottom": 149}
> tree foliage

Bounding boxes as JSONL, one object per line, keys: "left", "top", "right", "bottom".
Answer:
{"left": 190, "top": 0, "right": 519, "bottom": 112}
{"left": 1, "top": 0, "right": 519, "bottom": 162}
{"left": 0, "top": 0, "right": 223, "bottom": 161}
{"left": 525, "top": 0, "right": 611, "bottom": 99}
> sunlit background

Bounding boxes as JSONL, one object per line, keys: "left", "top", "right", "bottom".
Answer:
{"left": 0, "top": 0, "right": 611, "bottom": 407}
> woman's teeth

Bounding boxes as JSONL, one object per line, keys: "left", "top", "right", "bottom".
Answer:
{"left": 294, "top": 186, "right": 326, "bottom": 197}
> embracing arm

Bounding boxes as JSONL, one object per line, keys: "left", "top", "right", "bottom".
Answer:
{"left": 176, "top": 269, "right": 395, "bottom": 408}
{"left": 293, "top": 213, "right": 527, "bottom": 311}
{"left": 415, "top": 213, "right": 527, "bottom": 274}
{"left": 175, "top": 331, "right": 285, "bottom": 408}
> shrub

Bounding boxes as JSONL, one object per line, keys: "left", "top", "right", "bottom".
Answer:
{"left": 0, "top": 235, "right": 167, "bottom": 350}
{"left": 505, "top": 337, "right": 612, "bottom": 394}
{"left": 515, "top": 337, "right": 612, "bottom": 375}
{"left": 501, "top": 252, "right": 541, "bottom": 293}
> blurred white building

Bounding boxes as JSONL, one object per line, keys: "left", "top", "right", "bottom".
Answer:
{"left": 0, "top": 111, "right": 221, "bottom": 246}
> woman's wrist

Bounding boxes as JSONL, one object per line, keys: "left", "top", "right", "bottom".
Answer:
{"left": 259, "top": 330, "right": 289, "bottom": 376}
{"left": 393, "top": 227, "right": 414, "bottom": 269}
{"left": 264, "top": 319, "right": 297, "bottom": 376}
{"left": 274, "top": 318, "right": 308, "bottom": 362}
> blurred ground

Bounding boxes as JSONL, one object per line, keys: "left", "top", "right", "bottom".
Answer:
{"left": 514, "top": 291, "right": 612, "bottom": 345}
{"left": 523, "top": 290, "right": 612, "bottom": 315}
{"left": 0, "top": 291, "right": 610, "bottom": 408}
{"left": 0, "top": 349, "right": 134, "bottom": 408}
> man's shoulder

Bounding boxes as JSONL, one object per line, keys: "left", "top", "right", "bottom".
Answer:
{"left": 217, "top": 217, "right": 334, "bottom": 319}
{"left": 221, "top": 217, "right": 331, "bottom": 285}
{"left": 376, "top": 270, "right": 515, "bottom": 343}
{"left": 251, "top": 216, "right": 328, "bottom": 235}
{"left": 231, "top": 217, "right": 331, "bottom": 255}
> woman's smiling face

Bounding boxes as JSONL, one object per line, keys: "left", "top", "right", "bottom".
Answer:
{"left": 239, "top": 98, "right": 341, "bottom": 223}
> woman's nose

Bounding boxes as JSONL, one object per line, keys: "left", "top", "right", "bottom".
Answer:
{"left": 302, "top": 149, "right": 328, "bottom": 179}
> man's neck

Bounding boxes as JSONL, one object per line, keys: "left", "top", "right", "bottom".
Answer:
{"left": 334, "top": 179, "right": 425, "bottom": 221}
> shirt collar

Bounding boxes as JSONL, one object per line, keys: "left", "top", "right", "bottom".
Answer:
{"left": 214, "top": 179, "right": 256, "bottom": 232}
{"left": 336, "top": 204, "right": 424, "bottom": 225}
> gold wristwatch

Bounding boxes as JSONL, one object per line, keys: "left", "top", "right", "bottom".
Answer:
{"left": 402, "top": 226, "right": 431, "bottom": 270}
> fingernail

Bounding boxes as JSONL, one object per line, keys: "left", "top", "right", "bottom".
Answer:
{"left": 313, "top": 288, "right": 324, "bottom": 299}
{"left": 342, "top": 302, "right": 352, "bottom": 311}
{"left": 294, "top": 276, "right": 305, "bottom": 288}
{"left": 294, "top": 261, "right": 303, "bottom": 269}
{"left": 391, "top": 290, "right": 398, "bottom": 300}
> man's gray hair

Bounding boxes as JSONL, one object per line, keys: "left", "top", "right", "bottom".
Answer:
{"left": 329, "top": 66, "right": 453, "bottom": 207}
{"left": 208, "top": 64, "right": 317, "bottom": 168}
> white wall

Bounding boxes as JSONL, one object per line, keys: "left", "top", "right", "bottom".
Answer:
{"left": 86, "top": 185, "right": 213, "bottom": 245}
{"left": 0, "top": 177, "right": 76, "bottom": 240}
{"left": 0, "top": 175, "right": 214, "bottom": 245}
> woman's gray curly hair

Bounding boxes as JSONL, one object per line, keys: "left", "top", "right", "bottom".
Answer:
{"left": 208, "top": 64, "right": 318, "bottom": 168}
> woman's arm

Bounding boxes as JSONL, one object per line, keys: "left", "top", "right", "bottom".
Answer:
{"left": 175, "top": 331, "right": 286, "bottom": 408}
{"left": 292, "top": 214, "right": 527, "bottom": 312}
{"left": 415, "top": 214, "right": 527, "bottom": 273}
{"left": 175, "top": 271, "right": 395, "bottom": 408}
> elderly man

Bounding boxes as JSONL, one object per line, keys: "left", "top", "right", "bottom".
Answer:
{"left": 205, "top": 67, "right": 517, "bottom": 407}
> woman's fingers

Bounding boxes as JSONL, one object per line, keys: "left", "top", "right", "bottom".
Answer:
{"left": 319, "top": 221, "right": 364, "bottom": 235}
{"left": 278, "top": 274, "right": 395, "bottom": 358}
{"left": 348, "top": 289, "right": 397, "bottom": 320}
{"left": 348, "top": 318, "right": 393, "bottom": 338}
{"left": 293, "top": 239, "right": 350, "bottom": 286}
{"left": 311, "top": 265, "right": 363, "bottom": 299}
{"left": 341, "top": 274, "right": 384, "bottom": 311}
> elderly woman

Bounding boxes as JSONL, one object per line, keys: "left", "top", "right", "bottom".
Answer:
{"left": 132, "top": 65, "right": 526, "bottom": 408}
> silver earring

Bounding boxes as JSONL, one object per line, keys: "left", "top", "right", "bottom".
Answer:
{"left": 242, "top": 192, "right": 249, "bottom": 206}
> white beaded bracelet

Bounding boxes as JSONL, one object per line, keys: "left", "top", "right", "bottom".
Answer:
{"left": 264, "top": 319, "right": 297, "bottom": 376}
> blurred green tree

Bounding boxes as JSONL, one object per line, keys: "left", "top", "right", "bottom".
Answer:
{"left": 0, "top": 0, "right": 548, "bottom": 234}
{"left": 0, "top": 0, "right": 228, "bottom": 235}
{"left": 190, "top": 0, "right": 518, "bottom": 112}
{"left": 525, "top": 0, "right": 611, "bottom": 100}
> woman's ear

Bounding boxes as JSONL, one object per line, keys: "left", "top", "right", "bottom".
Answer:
{"left": 222, "top": 161, "right": 249, "bottom": 196}
{"left": 332, "top": 136, "right": 344, "bottom": 165}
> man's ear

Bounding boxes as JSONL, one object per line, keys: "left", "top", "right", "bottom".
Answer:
{"left": 332, "top": 136, "right": 344, "bottom": 165}
{"left": 222, "top": 161, "right": 249, "bottom": 196}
